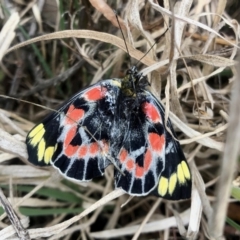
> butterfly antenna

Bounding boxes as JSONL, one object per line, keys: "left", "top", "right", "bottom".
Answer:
{"left": 114, "top": 10, "right": 132, "bottom": 65}
{"left": 135, "top": 25, "right": 170, "bottom": 68}
{"left": 135, "top": 42, "right": 157, "bottom": 67}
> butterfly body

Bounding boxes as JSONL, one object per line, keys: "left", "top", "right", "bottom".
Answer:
{"left": 26, "top": 67, "right": 191, "bottom": 200}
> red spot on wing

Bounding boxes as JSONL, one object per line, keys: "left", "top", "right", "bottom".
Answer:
{"left": 65, "top": 105, "right": 84, "bottom": 125}
{"left": 89, "top": 142, "right": 99, "bottom": 156}
{"left": 64, "top": 126, "right": 78, "bottom": 156}
{"left": 134, "top": 150, "right": 152, "bottom": 178}
{"left": 78, "top": 145, "right": 88, "bottom": 158}
{"left": 126, "top": 159, "right": 134, "bottom": 171}
{"left": 136, "top": 165, "right": 144, "bottom": 178}
{"left": 65, "top": 145, "right": 78, "bottom": 156}
{"left": 142, "top": 102, "right": 161, "bottom": 123}
{"left": 118, "top": 148, "right": 155, "bottom": 178}
{"left": 119, "top": 149, "right": 128, "bottom": 163}
{"left": 84, "top": 86, "right": 107, "bottom": 101}
{"left": 144, "top": 149, "right": 152, "bottom": 171}
{"left": 148, "top": 133, "right": 165, "bottom": 152}
{"left": 65, "top": 126, "right": 77, "bottom": 146}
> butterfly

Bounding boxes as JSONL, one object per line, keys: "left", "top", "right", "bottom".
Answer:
{"left": 26, "top": 66, "right": 191, "bottom": 200}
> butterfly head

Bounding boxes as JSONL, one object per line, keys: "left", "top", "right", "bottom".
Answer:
{"left": 121, "top": 66, "right": 149, "bottom": 97}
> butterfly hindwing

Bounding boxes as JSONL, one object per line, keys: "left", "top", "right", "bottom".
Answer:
{"left": 114, "top": 90, "right": 191, "bottom": 199}
{"left": 114, "top": 92, "right": 166, "bottom": 196}
{"left": 147, "top": 92, "right": 191, "bottom": 200}
{"left": 155, "top": 137, "right": 191, "bottom": 200}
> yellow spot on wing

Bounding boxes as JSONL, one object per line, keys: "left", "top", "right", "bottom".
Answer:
{"left": 37, "top": 139, "right": 46, "bottom": 161}
{"left": 177, "top": 163, "right": 185, "bottom": 184}
{"left": 181, "top": 161, "right": 191, "bottom": 180}
{"left": 28, "top": 124, "right": 44, "bottom": 138}
{"left": 158, "top": 177, "right": 168, "bottom": 196}
{"left": 44, "top": 146, "right": 54, "bottom": 164}
{"left": 168, "top": 173, "right": 177, "bottom": 195}
{"left": 30, "top": 128, "right": 45, "bottom": 147}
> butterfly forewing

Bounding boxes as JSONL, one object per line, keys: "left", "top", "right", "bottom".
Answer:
{"left": 26, "top": 80, "right": 119, "bottom": 180}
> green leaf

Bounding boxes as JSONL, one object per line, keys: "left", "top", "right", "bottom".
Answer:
{"left": 0, "top": 207, "right": 4, "bottom": 215}
{"left": 19, "top": 207, "right": 83, "bottom": 216}
{"left": 1, "top": 185, "right": 82, "bottom": 203}
{"left": 61, "top": 179, "right": 83, "bottom": 192}
{"left": 231, "top": 186, "right": 240, "bottom": 201}
{"left": 21, "top": 186, "right": 82, "bottom": 203}
{"left": 226, "top": 217, "right": 240, "bottom": 231}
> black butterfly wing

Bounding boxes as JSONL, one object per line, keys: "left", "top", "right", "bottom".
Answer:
{"left": 26, "top": 80, "right": 120, "bottom": 181}
{"left": 114, "top": 90, "right": 191, "bottom": 200}
{"left": 147, "top": 92, "right": 191, "bottom": 200}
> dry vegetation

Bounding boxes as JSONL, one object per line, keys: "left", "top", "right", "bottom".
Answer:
{"left": 0, "top": 0, "right": 240, "bottom": 239}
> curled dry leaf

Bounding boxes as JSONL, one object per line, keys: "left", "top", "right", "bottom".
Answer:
{"left": 89, "top": 0, "right": 126, "bottom": 30}
{"left": 185, "top": 54, "right": 236, "bottom": 67}
{"left": 0, "top": 12, "right": 19, "bottom": 61}
{"left": 6, "top": 30, "right": 157, "bottom": 68}
{"left": 125, "top": 0, "right": 154, "bottom": 47}
{"left": 0, "top": 128, "right": 27, "bottom": 161}
{"left": 148, "top": 0, "right": 239, "bottom": 48}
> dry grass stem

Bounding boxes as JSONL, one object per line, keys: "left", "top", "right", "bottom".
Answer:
{"left": 208, "top": 53, "right": 240, "bottom": 238}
